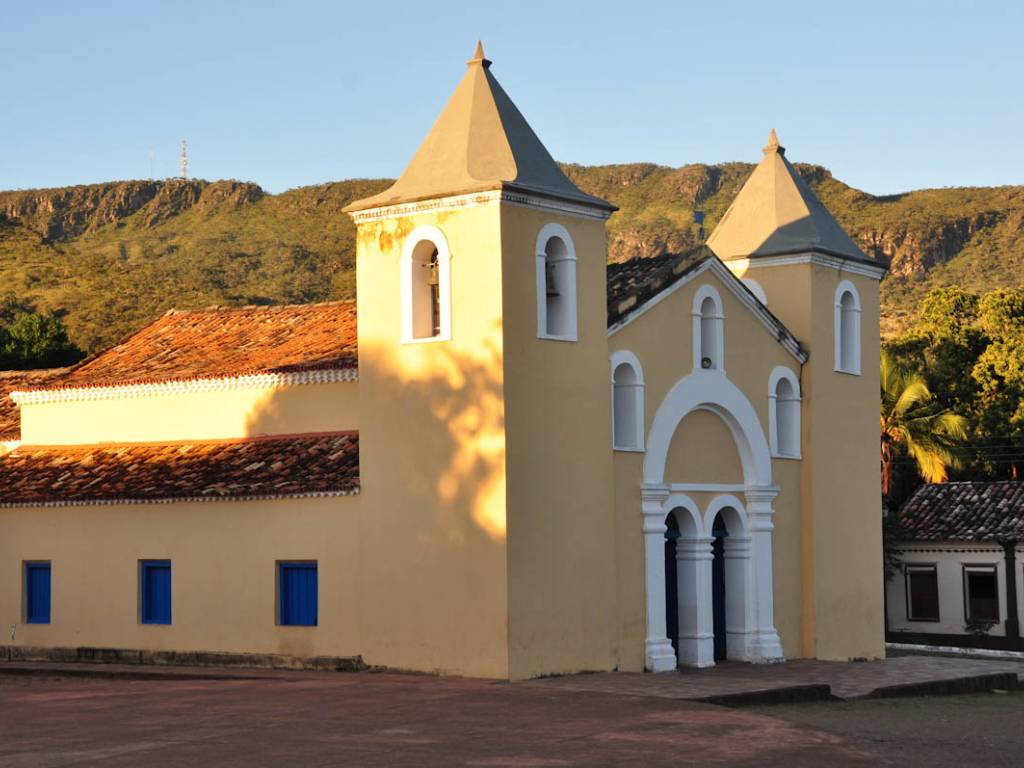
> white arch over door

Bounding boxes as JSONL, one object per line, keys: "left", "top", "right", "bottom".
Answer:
{"left": 640, "top": 370, "right": 783, "bottom": 671}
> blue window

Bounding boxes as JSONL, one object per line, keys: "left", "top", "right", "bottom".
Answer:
{"left": 278, "top": 562, "right": 318, "bottom": 626}
{"left": 25, "top": 562, "right": 51, "bottom": 624}
{"left": 140, "top": 560, "right": 172, "bottom": 625}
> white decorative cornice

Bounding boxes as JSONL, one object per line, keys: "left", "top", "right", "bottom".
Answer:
{"left": 11, "top": 368, "right": 357, "bottom": 406}
{"left": 348, "top": 189, "right": 612, "bottom": 224}
{"left": 725, "top": 253, "right": 887, "bottom": 280}
{"left": 0, "top": 487, "right": 360, "bottom": 509}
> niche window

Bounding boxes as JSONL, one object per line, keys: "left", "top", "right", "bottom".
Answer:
{"left": 963, "top": 565, "right": 999, "bottom": 623}
{"left": 692, "top": 285, "right": 724, "bottom": 371}
{"left": 611, "top": 351, "right": 644, "bottom": 451}
{"left": 536, "top": 224, "right": 577, "bottom": 341}
{"left": 769, "top": 367, "right": 801, "bottom": 459}
{"left": 402, "top": 226, "right": 451, "bottom": 343}
{"left": 905, "top": 564, "right": 940, "bottom": 622}
{"left": 834, "top": 281, "right": 861, "bottom": 375}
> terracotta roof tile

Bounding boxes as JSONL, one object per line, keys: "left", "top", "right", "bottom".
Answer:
{"left": 0, "top": 432, "right": 359, "bottom": 507}
{"left": 0, "top": 368, "right": 69, "bottom": 440}
{"left": 28, "top": 301, "right": 358, "bottom": 392}
{"left": 607, "top": 247, "right": 712, "bottom": 327}
{"left": 900, "top": 481, "right": 1024, "bottom": 542}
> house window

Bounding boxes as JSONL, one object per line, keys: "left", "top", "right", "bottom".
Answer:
{"left": 279, "top": 562, "right": 318, "bottom": 627}
{"left": 140, "top": 560, "right": 172, "bottom": 625}
{"left": 834, "top": 280, "right": 861, "bottom": 375}
{"left": 769, "top": 367, "right": 801, "bottom": 459}
{"left": 963, "top": 565, "right": 999, "bottom": 623}
{"left": 536, "top": 223, "right": 577, "bottom": 341}
{"left": 24, "top": 562, "right": 51, "bottom": 625}
{"left": 611, "top": 351, "right": 644, "bottom": 451}
{"left": 692, "top": 285, "right": 724, "bottom": 371}
{"left": 905, "top": 565, "right": 940, "bottom": 621}
{"left": 401, "top": 226, "right": 451, "bottom": 343}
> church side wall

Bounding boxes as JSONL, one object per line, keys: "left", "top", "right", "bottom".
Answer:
{"left": 500, "top": 205, "right": 618, "bottom": 680}
{"left": 609, "top": 268, "right": 805, "bottom": 670}
{"left": 19, "top": 381, "right": 359, "bottom": 445}
{"left": 0, "top": 496, "right": 363, "bottom": 659}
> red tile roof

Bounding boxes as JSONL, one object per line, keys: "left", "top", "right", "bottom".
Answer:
{"left": 0, "top": 368, "right": 69, "bottom": 440}
{"left": 24, "top": 301, "right": 358, "bottom": 393}
{"left": 607, "top": 248, "right": 712, "bottom": 327}
{"left": 900, "top": 481, "right": 1024, "bottom": 542}
{"left": 0, "top": 432, "right": 359, "bottom": 507}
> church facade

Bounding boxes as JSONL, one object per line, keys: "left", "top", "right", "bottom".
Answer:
{"left": 0, "top": 44, "right": 887, "bottom": 679}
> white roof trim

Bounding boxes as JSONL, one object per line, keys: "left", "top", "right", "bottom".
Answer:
{"left": 11, "top": 368, "right": 358, "bottom": 406}
{"left": 0, "top": 487, "right": 360, "bottom": 509}
{"left": 608, "top": 258, "right": 807, "bottom": 363}
{"left": 726, "top": 252, "right": 887, "bottom": 280}
{"left": 348, "top": 188, "right": 611, "bottom": 224}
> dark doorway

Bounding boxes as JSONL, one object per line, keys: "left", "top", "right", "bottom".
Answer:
{"left": 711, "top": 515, "right": 728, "bottom": 661}
{"left": 664, "top": 514, "right": 680, "bottom": 661}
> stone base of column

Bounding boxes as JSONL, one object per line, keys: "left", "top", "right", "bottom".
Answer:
{"left": 645, "top": 638, "right": 678, "bottom": 673}
{"left": 725, "top": 631, "right": 754, "bottom": 661}
{"left": 747, "top": 630, "right": 785, "bottom": 663}
{"left": 677, "top": 633, "right": 715, "bottom": 668}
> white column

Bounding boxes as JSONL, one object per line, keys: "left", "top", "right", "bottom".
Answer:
{"left": 745, "top": 487, "right": 785, "bottom": 661}
{"left": 675, "top": 536, "right": 715, "bottom": 667}
{"left": 723, "top": 535, "right": 754, "bottom": 661}
{"left": 642, "top": 484, "right": 677, "bottom": 672}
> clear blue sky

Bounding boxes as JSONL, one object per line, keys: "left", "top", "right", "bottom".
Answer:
{"left": 4, "top": 0, "right": 1022, "bottom": 195}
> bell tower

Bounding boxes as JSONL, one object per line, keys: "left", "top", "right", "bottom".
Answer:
{"left": 707, "top": 131, "right": 889, "bottom": 661}
{"left": 344, "top": 43, "right": 619, "bottom": 679}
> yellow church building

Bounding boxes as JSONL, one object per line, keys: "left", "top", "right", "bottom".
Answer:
{"left": 0, "top": 44, "right": 887, "bottom": 679}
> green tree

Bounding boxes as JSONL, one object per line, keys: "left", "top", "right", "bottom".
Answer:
{"left": 880, "top": 349, "right": 969, "bottom": 498}
{"left": 0, "top": 310, "right": 83, "bottom": 370}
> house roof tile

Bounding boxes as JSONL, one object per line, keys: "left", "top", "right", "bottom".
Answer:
{"left": 0, "top": 431, "right": 359, "bottom": 507}
{"left": 0, "top": 368, "right": 69, "bottom": 440}
{"left": 900, "top": 481, "right": 1024, "bottom": 542}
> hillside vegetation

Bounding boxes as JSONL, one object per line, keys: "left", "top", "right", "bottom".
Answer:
{"left": 1, "top": 164, "right": 1022, "bottom": 353}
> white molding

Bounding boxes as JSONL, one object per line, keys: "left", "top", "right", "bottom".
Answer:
{"left": 0, "top": 487, "right": 360, "bottom": 509}
{"left": 704, "top": 494, "right": 749, "bottom": 538}
{"left": 401, "top": 225, "right": 452, "bottom": 344}
{"left": 692, "top": 284, "right": 725, "bottom": 373}
{"left": 767, "top": 366, "right": 801, "bottom": 459}
{"left": 610, "top": 349, "right": 645, "bottom": 452}
{"left": 348, "top": 189, "right": 613, "bottom": 224}
{"left": 536, "top": 223, "right": 578, "bottom": 342}
{"left": 834, "top": 279, "right": 862, "bottom": 375}
{"left": 725, "top": 252, "right": 887, "bottom": 280}
{"left": 741, "top": 278, "right": 767, "bottom": 305}
{"left": 608, "top": 258, "right": 807, "bottom": 364}
{"left": 11, "top": 368, "right": 357, "bottom": 406}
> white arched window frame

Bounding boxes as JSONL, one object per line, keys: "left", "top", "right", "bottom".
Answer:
{"left": 401, "top": 225, "right": 452, "bottom": 344}
{"left": 692, "top": 284, "right": 725, "bottom": 372}
{"left": 536, "top": 223, "right": 578, "bottom": 341}
{"left": 611, "top": 349, "right": 645, "bottom": 451}
{"left": 741, "top": 277, "right": 768, "bottom": 306}
{"left": 768, "top": 366, "right": 801, "bottom": 459}
{"left": 834, "top": 280, "right": 861, "bottom": 375}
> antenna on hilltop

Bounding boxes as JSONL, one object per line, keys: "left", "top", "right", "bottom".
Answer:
{"left": 180, "top": 140, "right": 188, "bottom": 180}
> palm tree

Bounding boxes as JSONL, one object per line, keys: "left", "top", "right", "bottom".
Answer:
{"left": 880, "top": 350, "right": 969, "bottom": 497}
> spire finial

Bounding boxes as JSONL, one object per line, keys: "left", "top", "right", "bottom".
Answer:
{"left": 763, "top": 128, "right": 785, "bottom": 156}
{"left": 468, "top": 39, "right": 491, "bottom": 69}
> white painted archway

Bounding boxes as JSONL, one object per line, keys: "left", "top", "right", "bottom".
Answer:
{"left": 641, "top": 370, "right": 784, "bottom": 671}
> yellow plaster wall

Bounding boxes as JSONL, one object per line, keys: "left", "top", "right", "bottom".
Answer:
{"left": 499, "top": 206, "right": 618, "bottom": 680}
{"left": 0, "top": 497, "right": 363, "bottom": 658}
{"left": 19, "top": 382, "right": 359, "bottom": 446}
{"left": 354, "top": 202, "right": 510, "bottom": 678}
{"left": 731, "top": 260, "right": 885, "bottom": 660}
{"left": 610, "top": 267, "right": 806, "bottom": 669}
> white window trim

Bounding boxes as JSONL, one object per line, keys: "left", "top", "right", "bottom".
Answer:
{"left": 768, "top": 366, "right": 801, "bottom": 459}
{"left": 741, "top": 277, "right": 768, "bottom": 306}
{"left": 834, "top": 279, "right": 861, "bottom": 375}
{"left": 536, "top": 222, "right": 578, "bottom": 342}
{"left": 401, "top": 225, "right": 452, "bottom": 344}
{"left": 611, "top": 349, "right": 645, "bottom": 452}
{"left": 691, "top": 284, "right": 725, "bottom": 373}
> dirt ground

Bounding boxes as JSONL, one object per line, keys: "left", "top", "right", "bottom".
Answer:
{"left": 0, "top": 671, "right": 1020, "bottom": 767}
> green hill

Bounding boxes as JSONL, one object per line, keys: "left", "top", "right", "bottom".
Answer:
{"left": 2, "top": 165, "right": 1022, "bottom": 353}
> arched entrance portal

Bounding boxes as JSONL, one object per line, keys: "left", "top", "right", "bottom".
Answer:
{"left": 641, "top": 371, "right": 784, "bottom": 672}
